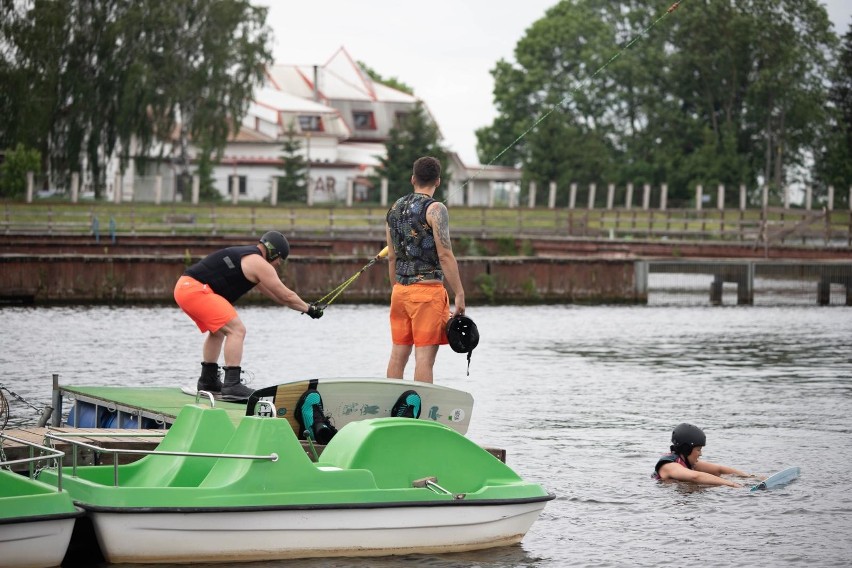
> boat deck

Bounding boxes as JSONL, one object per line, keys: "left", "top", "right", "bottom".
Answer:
{"left": 59, "top": 385, "right": 249, "bottom": 427}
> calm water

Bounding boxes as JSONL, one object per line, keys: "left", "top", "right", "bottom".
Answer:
{"left": 2, "top": 304, "right": 851, "bottom": 567}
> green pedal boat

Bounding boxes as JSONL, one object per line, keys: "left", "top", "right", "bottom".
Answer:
{"left": 0, "top": 434, "right": 83, "bottom": 568}
{"left": 38, "top": 404, "right": 554, "bottom": 563}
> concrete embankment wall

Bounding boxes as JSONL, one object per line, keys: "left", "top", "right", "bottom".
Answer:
{"left": 0, "top": 254, "right": 641, "bottom": 305}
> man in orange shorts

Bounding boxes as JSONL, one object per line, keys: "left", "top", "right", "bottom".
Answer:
{"left": 385, "top": 156, "right": 466, "bottom": 396}
{"left": 174, "top": 231, "right": 323, "bottom": 401}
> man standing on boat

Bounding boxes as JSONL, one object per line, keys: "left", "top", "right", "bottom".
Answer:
{"left": 174, "top": 231, "right": 323, "bottom": 401}
{"left": 385, "top": 156, "right": 466, "bottom": 393}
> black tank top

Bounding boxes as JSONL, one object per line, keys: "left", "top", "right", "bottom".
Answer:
{"left": 184, "top": 245, "right": 262, "bottom": 304}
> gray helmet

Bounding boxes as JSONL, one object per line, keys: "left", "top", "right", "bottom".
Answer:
{"left": 671, "top": 423, "right": 706, "bottom": 455}
{"left": 259, "top": 231, "right": 290, "bottom": 262}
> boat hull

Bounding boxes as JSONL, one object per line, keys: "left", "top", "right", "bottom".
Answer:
{"left": 87, "top": 500, "right": 548, "bottom": 563}
{"left": 0, "top": 515, "right": 79, "bottom": 568}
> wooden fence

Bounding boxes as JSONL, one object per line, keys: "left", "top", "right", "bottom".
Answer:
{"left": 2, "top": 201, "right": 851, "bottom": 247}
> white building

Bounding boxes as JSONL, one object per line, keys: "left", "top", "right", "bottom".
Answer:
{"left": 112, "top": 47, "right": 520, "bottom": 207}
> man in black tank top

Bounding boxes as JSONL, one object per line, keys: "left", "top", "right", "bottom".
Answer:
{"left": 174, "top": 231, "right": 323, "bottom": 401}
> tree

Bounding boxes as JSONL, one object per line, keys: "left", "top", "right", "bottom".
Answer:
{"left": 0, "top": 0, "right": 272, "bottom": 198}
{"left": 0, "top": 143, "right": 41, "bottom": 198}
{"left": 373, "top": 102, "right": 451, "bottom": 203}
{"left": 277, "top": 122, "right": 308, "bottom": 203}
{"left": 816, "top": 24, "right": 852, "bottom": 208}
{"left": 477, "top": 0, "right": 837, "bottom": 205}
{"left": 357, "top": 61, "right": 414, "bottom": 95}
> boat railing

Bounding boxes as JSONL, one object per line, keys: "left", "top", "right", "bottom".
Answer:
{"left": 0, "top": 431, "right": 67, "bottom": 491}
{"left": 44, "top": 400, "right": 280, "bottom": 487}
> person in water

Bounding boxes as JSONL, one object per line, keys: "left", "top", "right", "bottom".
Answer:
{"left": 174, "top": 231, "right": 323, "bottom": 401}
{"left": 653, "top": 423, "right": 754, "bottom": 488}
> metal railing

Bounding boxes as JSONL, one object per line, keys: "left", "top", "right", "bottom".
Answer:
{"left": 43, "top": 400, "right": 280, "bottom": 487}
{"left": 0, "top": 432, "right": 67, "bottom": 491}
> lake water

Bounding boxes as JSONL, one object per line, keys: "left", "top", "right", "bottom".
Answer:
{"left": 1, "top": 303, "right": 851, "bottom": 567}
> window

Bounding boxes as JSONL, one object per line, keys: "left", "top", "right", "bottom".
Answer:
{"left": 352, "top": 111, "right": 376, "bottom": 130}
{"left": 227, "top": 175, "right": 247, "bottom": 195}
{"left": 298, "top": 115, "right": 323, "bottom": 132}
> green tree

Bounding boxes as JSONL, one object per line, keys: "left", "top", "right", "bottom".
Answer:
{"left": 277, "top": 123, "right": 308, "bottom": 203}
{"left": 0, "top": 143, "right": 41, "bottom": 198}
{"left": 373, "top": 102, "right": 451, "bottom": 203}
{"left": 477, "top": 0, "right": 836, "bottom": 205}
{"left": 816, "top": 24, "right": 852, "bottom": 208}
{"left": 0, "top": 0, "right": 272, "bottom": 199}
{"left": 357, "top": 61, "right": 414, "bottom": 95}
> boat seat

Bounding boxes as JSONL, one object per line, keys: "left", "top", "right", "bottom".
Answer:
{"left": 55, "top": 405, "right": 236, "bottom": 488}
{"left": 320, "top": 418, "right": 522, "bottom": 492}
{"left": 121, "top": 405, "right": 236, "bottom": 487}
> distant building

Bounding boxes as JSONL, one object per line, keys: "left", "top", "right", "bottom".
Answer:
{"left": 112, "top": 47, "right": 520, "bottom": 206}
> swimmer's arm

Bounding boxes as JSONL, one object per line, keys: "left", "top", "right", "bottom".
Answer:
{"left": 659, "top": 462, "right": 742, "bottom": 488}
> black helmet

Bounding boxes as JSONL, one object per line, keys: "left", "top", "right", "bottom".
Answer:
{"left": 446, "top": 315, "right": 479, "bottom": 375}
{"left": 259, "top": 231, "right": 290, "bottom": 262}
{"left": 671, "top": 423, "right": 706, "bottom": 455}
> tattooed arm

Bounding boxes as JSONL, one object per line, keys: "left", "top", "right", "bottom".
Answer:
{"left": 427, "top": 201, "right": 465, "bottom": 316}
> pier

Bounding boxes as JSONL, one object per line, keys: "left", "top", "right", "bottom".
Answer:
{"left": 639, "top": 260, "right": 852, "bottom": 305}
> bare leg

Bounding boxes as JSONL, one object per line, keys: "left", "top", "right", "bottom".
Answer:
{"left": 413, "top": 345, "right": 438, "bottom": 383}
{"left": 204, "top": 316, "right": 247, "bottom": 367}
{"left": 387, "top": 344, "right": 413, "bottom": 379}
{"left": 202, "top": 330, "right": 225, "bottom": 363}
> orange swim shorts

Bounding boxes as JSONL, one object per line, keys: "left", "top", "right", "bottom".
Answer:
{"left": 389, "top": 281, "right": 450, "bottom": 347}
{"left": 173, "top": 275, "right": 237, "bottom": 333}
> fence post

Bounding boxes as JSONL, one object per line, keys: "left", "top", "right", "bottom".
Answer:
{"left": 192, "top": 175, "right": 200, "bottom": 205}
{"left": 114, "top": 173, "right": 122, "bottom": 204}
{"left": 346, "top": 178, "right": 354, "bottom": 207}
{"left": 230, "top": 176, "right": 239, "bottom": 205}
{"left": 716, "top": 184, "right": 724, "bottom": 210}
{"left": 587, "top": 183, "right": 596, "bottom": 210}
{"left": 269, "top": 178, "right": 277, "bottom": 207}
{"left": 695, "top": 184, "right": 703, "bottom": 211}
{"left": 25, "top": 171, "right": 34, "bottom": 203}
{"left": 660, "top": 183, "right": 668, "bottom": 211}
{"left": 154, "top": 175, "right": 162, "bottom": 205}
{"left": 380, "top": 178, "right": 388, "bottom": 207}
{"left": 805, "top": 186, "right": 812, "bottom": 211}
{"left": 827, "top": 185, "right": 834, "bottom": 211}
{"left": 69, "top": 172, "right": 79, "bottom": 203}
{"left": 528, "top": 181, "right": 536, "bottom": 208}
{"left": 625, "top": 183, "right": 633, "bottom": 209}
{"left": 548, "top": 181, "right": 556, "bottom": 209}
{"left": 642, "top": 183, "right": 651, "bottom": 210}
{"left": 739, "top": 184, "right": 746, "bottom": 211}
{"left": 569, "top": 183, "right": 577, "bottom": 209}
{"left": 606, "top": 183, "right": 615, "bottom": 210}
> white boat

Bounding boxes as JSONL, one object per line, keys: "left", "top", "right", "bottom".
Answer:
{"left": 0, "top": 434, "right": 82, "bottom": 568}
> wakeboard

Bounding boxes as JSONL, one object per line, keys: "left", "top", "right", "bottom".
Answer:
{"left": 750, "top": 466, "right": 800, "bottom": 491}
{"left": 244, "top": 377, "right": 474, "bottom": 437}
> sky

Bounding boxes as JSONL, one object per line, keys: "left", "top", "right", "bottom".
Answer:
{"left": 258, "top": 1, "right": 852, "bottom": 167}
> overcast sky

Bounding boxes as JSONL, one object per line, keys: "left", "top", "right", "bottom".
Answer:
{"left": 258, "top": 1, "right": 852, "bottom": 166}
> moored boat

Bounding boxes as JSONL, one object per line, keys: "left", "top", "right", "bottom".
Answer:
{"left": 0, "top": 434, "right": 83, "bottom": 568}
{"left": 38, "top": 403, "right": 553, "bottom": 563}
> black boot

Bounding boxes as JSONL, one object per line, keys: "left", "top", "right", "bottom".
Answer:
{"left": 196, "top": 362, "right": 222, "bottom": 393}
{"left": 220, "top": 366, "right": 253, "bottom": 401}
